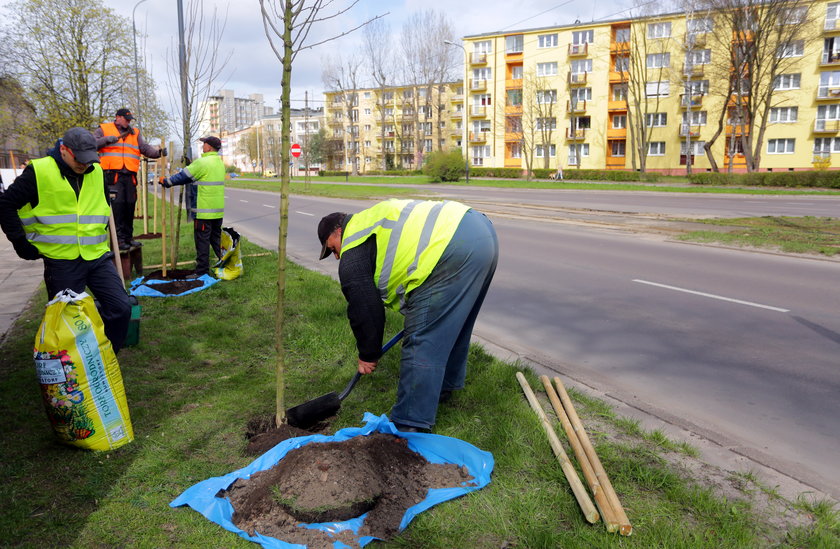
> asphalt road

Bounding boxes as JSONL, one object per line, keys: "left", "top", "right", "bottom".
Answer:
{"left": 223, "top": 186, "right": 840, "bottom": 498}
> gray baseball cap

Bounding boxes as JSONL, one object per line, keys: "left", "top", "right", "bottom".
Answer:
{"left": 62, "top": 127, "right": 99, "bottom": 165}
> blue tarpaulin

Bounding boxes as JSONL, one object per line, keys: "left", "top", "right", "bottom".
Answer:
{"left": 128, "top": 273, "right": 220, "bottom": 297}
{"left": 170, "top": 413, "right": 494, "bottom": 548}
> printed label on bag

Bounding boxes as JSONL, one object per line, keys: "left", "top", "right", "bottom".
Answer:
{"left": 36, "top": 359, "right": 67, "bottom": 385}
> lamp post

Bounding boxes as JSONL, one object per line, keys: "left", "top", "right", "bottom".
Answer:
{"left": 131, "top": 0, "right": 149, "bottom": 134}
{"left": 444, "top": 40, "right": 470, "bottom": 184}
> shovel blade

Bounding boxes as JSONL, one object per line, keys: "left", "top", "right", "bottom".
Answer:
{"left": 286, "top": 392, "right": 341, "bottom": 429}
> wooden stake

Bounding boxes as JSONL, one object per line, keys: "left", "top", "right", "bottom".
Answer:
{"left": 141, "top": 159, "right": 148, "bottom": 235}
{"left": 160, "top": 170, "right": 168, "bottom": 278}
{"left": 516, "top": 372, "right": 599, "bottom": 524}
{"left": 108, "top": 209, "right": 125, "bottom": 286}
{"left": 553, "top": 377, "right": 632, "bottom": 536}
{"left": 541, "top": 375, "right": 619, "bottom": 533}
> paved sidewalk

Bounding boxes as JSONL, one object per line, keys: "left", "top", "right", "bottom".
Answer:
{"left": 0, "top": 238, "right": 44, "bottom": 343}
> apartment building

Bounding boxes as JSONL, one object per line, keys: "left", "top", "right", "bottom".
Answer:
{"left": 199, "top": 90, "right": 274, "bottom": 137}
{"left": 323, "top": 82, "right": 462, "bottom": 173}
{"left": 462, "top": 1, "right": 840, "bottom": 173}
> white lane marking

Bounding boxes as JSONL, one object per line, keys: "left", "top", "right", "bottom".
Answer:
{"left": 239, "top": 199, "right": 248, "bottom": 203}
{"left": 262, "top": 204, "right": 276, "bottom": 208}
{"left": 296, "top": 211, "right": 314, "bottom": 216}
{"left": 632, "top": 279, "right": 790, "bottom": 313}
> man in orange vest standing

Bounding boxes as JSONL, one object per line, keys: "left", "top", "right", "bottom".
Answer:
{"left": 94, "top": 108, "right": 165, "bottom": 251}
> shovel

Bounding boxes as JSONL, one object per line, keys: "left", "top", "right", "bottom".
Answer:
{"left": 286, "top": 330, "right": 405, "bottom": 429}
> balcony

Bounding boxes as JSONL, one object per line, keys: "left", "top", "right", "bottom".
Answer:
{"left": 680, "top": 94, "right": 704, "bottom": 108}
{"left": 470, "top": 131, "right": 488, "bottom": 143}
{"left": 450, "top": 110, "right": 463, "bottom": 119}
{"left": 568, "top": 72, "right": 588, "bottom": 85}
{"left": 471, "top": 105, "right": 488, "bottom": 117}
{"left": 821, "top": 51, "right": 840, "bottom": 66}
{"left": 470, "top": 79, "right": 487, "bottom": 91}
{"left": 825, "top": 18, "right": 840, "bottom": 33}
{"left": 471, "top": 52, "right": 488, "bottom": 64}
{"left": 566, "top": 128, "right": 587, "bottom": 141}
{"left": 568, "top": 43, "right": 589, "bottom": 56}
{"left": 504, "top": 132, "right": 522, "bottom": 143}
{"left": 679, "top": 124, "right": 701, "bottom": 138}
{"left": 683, "top": 63, "right": 705, "bottom": 76}
{"left": 687, "top": 33, "right": 707, "bottom": 47}
{"left": 567, "top": 100, "right": 587, "bottom": 113}
{"left": 610, "top": 41, "right": 630, "bottom": 54}
{"left": 814, "top": 119, "right": 840, "bottom": 133}
{"left": 816, "top": 86, "right": 840, "bottom": 100}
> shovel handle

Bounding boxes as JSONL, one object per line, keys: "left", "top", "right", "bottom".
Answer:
{"left": 338, "top": 330, "right": 405, "bottom": 401}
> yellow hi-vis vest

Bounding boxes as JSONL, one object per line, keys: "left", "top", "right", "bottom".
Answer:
{"left": 184, "top": 151, "right": 226, "bottom": 220}
{"left": 18, "top": 157, "right": 110, "bottom": 260}
{"left": 341, "top": 199, "right": 470, "bottom": 311}
{"left": 98, "top": 122, "right": 141, "bottom": 173}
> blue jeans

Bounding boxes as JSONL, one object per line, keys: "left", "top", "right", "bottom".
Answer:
{"left": 390, "top": 209, "right": 498, "bottom": 430}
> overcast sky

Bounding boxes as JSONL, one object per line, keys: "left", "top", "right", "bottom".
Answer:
{"left": 3, "top": 0, "right": 650, "bottom": 115}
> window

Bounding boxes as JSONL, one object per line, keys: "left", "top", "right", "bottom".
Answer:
{"left": 536, "top": 144, "right": 556, "bottom": 157}
{"left": 686, "top": 80, "right": 709, "bottom": 96}
{"left": 817, "top": 104, "right": 840, "bottom": 121}
{"left": 611, "top": 141, "right": 626, "bottom": 156}
{"left": 615, "top": 28, "right": 630, "bottom": 43}
{"left": 403, "top": 90, "right": 413, "bottom": 99}
{"left": 572, "top": 30, "right": 594, "bottom": 44}
{"left": 536, "top": 117, "right": 557, "bottom": 130}
{"left": 510, "top": 65, "right": 524, "bottom": 79}
{"left": 815, "top": 137, "right": 840, "bottom": 152}
{"left": 568, "top": 144, "right": 590, "bottom": 163}
{"left": 687, "top": 17, "right": 713, "bottom": 34}
{"left": 647, "top": 142, "right": 666, "bottom": 155}
{"left": 819, "top": 70, "right": 840, "bottom": 97}
{"left": 781, "top": 7, "right": 807, "bottom": 24}
{"left": 646, "top": 81, "right": 670, "bottom": 97}
{"left": 612, "top": 84, "right": 628, "bottom": 101}
{"left": 647, "top": 22, "right": 671, "bottom": 39}
{"left": 686, "top": 49, "right": 711, "bottom": 66}
{"left": 769, "top": 107, "right": 798, "bottom": 123}
{"left": 682, "top": 111, "right": 707, "bottom": 125}
{"left": 571, "top": 59, "right": 592, "bottom": 74}
{"left": 473, "top": 67, "right": 492, "bottom": 80}
{"left": 538, "top": 33, "right": 558, "bottom": 48}
{"left": 474, "top": 40, "right": 492, "bottom": 54}
{"left": 570, "top": 87, "right": 592, "bottom": 102}
{"left": 614, "top": 55, "right": 629, "bottom": 72}
{"left": 364, "top": 108, "right": 371, "bottom": 115}
{"left": 472, "top": 120, "right": 491, "bottom": 133}
{"left": 537, "top": 90, "right": 557, "bottom": 104}
{"left": 506, "top": 89, "right": 523, "bottom": 106}
{"left": 777, "top": 40, "right": 805, "bottom": 58}
{"left": 508, "top": 142, "right": 522, "bottom": 158}
{"left": 364, "top": 140, "right": 371, "bottom": 147}
{"left": 364, "top": 124, "right": 371, "bottom": 131}
{"left": 505, "top": 116, "right": 522, "bottom": 133}
{"left": 824, "top": 37, "right": 840, "bottom": 64}
{"left": 768, "top": 139, "right": 795, "bottom": 154}
{"left": 506, "top": 34, "right": 524, "bottom": 54}
{"left": 612, "top": 114, "right": 626, "bottom": 129}
{"left": 829, "top": 3, "right": 840, "bottom": 30}
{"left": 680, "top": 141, "right": 705, "bottom": 155}
{"left": 537, "top": 62, "right": 558, "bottom": 77}
{"left": 474, "top": 94, "right": 491, "bottom": 107}
{"left": 645, "top": 113, "right": 668, "bottom": 127}
{"left": 647, "top": 53, "right": 671, "bottom": 69}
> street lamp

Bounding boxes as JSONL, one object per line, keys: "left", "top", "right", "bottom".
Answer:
{"left": 132, "top": 0, "right": 149, "bottom": 134}
{"left": 444, "top": 39, "right": 470, "bottom": 184}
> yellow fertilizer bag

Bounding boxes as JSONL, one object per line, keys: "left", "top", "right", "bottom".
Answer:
{"left": 213, "top": 226, "right": 243, "bottom": 280}
{"left": 34, "top": 289, "right": 134, "bottom": 451}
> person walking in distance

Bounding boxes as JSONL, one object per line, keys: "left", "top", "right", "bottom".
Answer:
{"left": 94, "top": 108, "right": 165, "bottom": 251}
{"left": 159, "top": 136, "right": 226, "bottom": 278}
{"left": 0, "top": 127, "right": 131, "bottom": 352}
{"left": 317, "top": 199, "right": 499, "bottom": 432}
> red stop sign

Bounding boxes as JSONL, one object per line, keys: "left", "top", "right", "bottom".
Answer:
{"left": 290, "top": 143, "right": 301, "bottom": 158}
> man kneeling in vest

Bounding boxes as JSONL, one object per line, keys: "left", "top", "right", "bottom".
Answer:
{"left": 159, "top": 136, "right": 225, "bottom": 278}
{"left": 0, "top": 128, "right": 132, "bottom": 352}
{"left": 317, "top": 199, "right": 499, "bottom": 433}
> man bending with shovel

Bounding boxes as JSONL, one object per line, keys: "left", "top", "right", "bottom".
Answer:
{"left": 317, "top": 199, "right": 498, "bottom": 432}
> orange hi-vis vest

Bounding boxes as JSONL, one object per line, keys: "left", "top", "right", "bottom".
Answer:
{"left": 98, "top": 122, "right": 140, "bottom": 173}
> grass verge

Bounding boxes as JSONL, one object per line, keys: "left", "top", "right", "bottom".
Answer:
{"left": 677, "top": 216, "right": 840, "bottom": 256}
{"left": 0, "top": 221, "right": 837, "bottom": 548}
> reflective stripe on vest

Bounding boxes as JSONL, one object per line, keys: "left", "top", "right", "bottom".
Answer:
{"left": 18, "top": 158, "right": 110, "bottom": 260}
{"left": 341, "top": 199, "right": 470, "bottom": 311}
{"left": 99, "top": 122, "right": 141, "bottom": 172}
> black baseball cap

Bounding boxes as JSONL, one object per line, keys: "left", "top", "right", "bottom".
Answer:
{"left": 318, "top": 212, "right": 347, "bottom": 260}
{"left": 61, "top": 127, "right": 99, "bottom": 165}
{"left": 199, "top": 136, "right": 222, "bottom": 150}
{"left": 116, "top": 108, "right": 134, "bottom": 120}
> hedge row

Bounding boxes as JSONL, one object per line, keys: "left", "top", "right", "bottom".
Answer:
{"left": 688, "top": 171, "right": 840, "bottom": 188}
{"left": 468, "top": 167, "right": 658, "bottom": 182}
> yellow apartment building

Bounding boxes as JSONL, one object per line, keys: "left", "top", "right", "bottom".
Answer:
{"left": 462, "top": 1, "right": 840, "bottom": 174}
{"left": 323, "top": 82, "right": 462, "bottom": 173}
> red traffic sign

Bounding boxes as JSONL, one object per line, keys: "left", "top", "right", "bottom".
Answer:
{"left": 290, "top": 143, "right": 302, "bottom": 158}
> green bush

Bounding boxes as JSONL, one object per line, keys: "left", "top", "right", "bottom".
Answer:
{"left": 422, "top": 150, "right": 465, "bottom": 182}
{"left": 365, "top": 169, "right": 423, "bottom": 176}
{"left": 688, "top": 171, "right": 840, "bottom": 188}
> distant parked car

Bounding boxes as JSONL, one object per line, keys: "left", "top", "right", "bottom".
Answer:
{"left": 263, "top": 170, "right": 277, "bottom": 178}
{"left": 228, "top": 172, "right": 239, "bottom": 179}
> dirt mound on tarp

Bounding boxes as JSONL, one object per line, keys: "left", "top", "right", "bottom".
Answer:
{"left": 224, "top": 432, "right": 475, "bottom": 549}
{"left": 139, "top": 269, "right": 203, "bottom": 295}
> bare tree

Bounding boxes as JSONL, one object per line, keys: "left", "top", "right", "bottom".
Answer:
{"left": 363, "top": 18, "right": 394, "bottom": 171}
{"left": 322, "top": 54, "right": 363, "bottom": 175}
{"left": 259, "top": 0, "right": 385, "bottom": 426}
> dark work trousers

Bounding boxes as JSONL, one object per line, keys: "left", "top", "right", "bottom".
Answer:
{"left": 43, "top": 254, "right": 132, "bottom": 353}
{"left": 193, "top": 218, "right": 223, "bottom": 275}
{"left": 105, "top": 170, "right": 137, "bottom": 245}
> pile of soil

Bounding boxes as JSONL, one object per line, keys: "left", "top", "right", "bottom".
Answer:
{"left": 224, "top": 432, "right": 475, "bottom": 549}
{"left": 245, "top": 415, "right": 318, "bottom": 456}
{"left": 138, "top": 269, "right": 203, "bottom": 295}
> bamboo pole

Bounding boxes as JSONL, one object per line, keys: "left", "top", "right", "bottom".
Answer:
{"left": 541, "top": 375, "right": 619, "bottom": 532}
{"left": 10, "top": 150, "right": 18, "bottom": 176}
{"left": 553, "top": 376, "right": 632, "bottom": 536}
{"left": 171, "top": 185, "right": 184, "bottom": 271}
{"left": 160, "top": 167, "right": 168, "bottom": 279}
{"left": 516, "top": 372, "right": 599, "bottom": 524}
{"left": 152, "top": 151, "right": 160, "bottom": 234}
{"left": 168, "top": 186, "right": 174, "bottom": 265}
{"left": 108, "top": 210, "right": 125, "bottom": 286}
{"left": 141, "top": 159, "right": 148, "bottom": 235}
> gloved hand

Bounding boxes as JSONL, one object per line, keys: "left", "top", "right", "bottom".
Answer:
{"left": 159, "top": 147, "right": 167, "bottom": 157}
{"left": 105, "top": 135, "right": 119, "bottom": 145}
{"left": 12, "top": 237, "right": 40, "bottom": 260}
{"left": 159, "top": 177, "right": 172, "bottom": 188}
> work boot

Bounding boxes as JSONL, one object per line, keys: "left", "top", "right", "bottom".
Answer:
{"left": 438, "top": 389, "right": 453, "bottom": 404}
{"left": 118, "top": 242, "right": 130, "bottom": 251}
{"left": 129, "top": 240, "right": 143, "bottom": 247}
{"left": 393, "top": 422, "right": 429, "bottom": 433}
